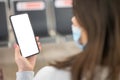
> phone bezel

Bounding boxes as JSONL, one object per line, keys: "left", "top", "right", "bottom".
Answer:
{"left": 9, "top": 13, "right": 40, "bottom": 58}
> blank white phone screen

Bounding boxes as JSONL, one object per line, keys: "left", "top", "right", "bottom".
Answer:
{"left": 10, "top": 13, "right": 39, "bottom": 57}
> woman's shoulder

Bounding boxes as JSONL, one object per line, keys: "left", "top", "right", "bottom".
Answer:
{"left": 37, "top": 66, "right": 71, "bottom": 76}
{"left": 38, "top": 66, "right": 57, "bottom": 73}
{"left": 34, "top": 66, "right": 71, "bottom": 80}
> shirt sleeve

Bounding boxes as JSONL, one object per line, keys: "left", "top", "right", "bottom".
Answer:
{"left": 16, "top": 66, "right": 56, "bottom": 80}
{"left": 16, "top": 71, "right": 34, "bottom": 80}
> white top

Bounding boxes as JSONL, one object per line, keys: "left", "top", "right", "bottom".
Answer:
{"left": 16, "top": 66, "right": 71, "bottom": 80}
{"left": 16, "top": 66, "right": 114, "bottom": 80}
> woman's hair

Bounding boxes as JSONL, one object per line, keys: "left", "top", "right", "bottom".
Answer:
{"left": 51, "top": 0, "right": 120, "bottom": 80}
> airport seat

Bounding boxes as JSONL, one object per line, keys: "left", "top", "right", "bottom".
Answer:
{"left": 11, "top": 0, "right": 49, "bottom": 37}
{"left": 54, "top": 0, "right": 73, "bottom": 36}
{"left": 0, "top": 0, "right": 9, "bottom": 46}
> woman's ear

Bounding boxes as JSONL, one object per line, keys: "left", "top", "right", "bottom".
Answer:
{"left": 71, "top": 16, "right": 80, "bottom": 27}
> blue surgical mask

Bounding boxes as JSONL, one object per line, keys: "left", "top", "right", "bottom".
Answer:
{"left": 72, "top": 25, "right": 85, "bottom": 50}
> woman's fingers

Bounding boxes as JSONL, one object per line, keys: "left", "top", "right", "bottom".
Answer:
{"left": 35, "top": 36, "right": 42, "bottom": 51}
{"left": 14, "top": 43, "right": 37, "bottom": 71}
{"left": 38, "top": 42, "right": 42, "bottom": 51}
{"left": 36, "top": 36, "right": 40, "bottom": 42}
{"left": 14, "top": 44, "right": 21, "bottom": 60}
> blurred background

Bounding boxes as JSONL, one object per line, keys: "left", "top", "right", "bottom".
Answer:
{"left": 0, "top": 0, "right": 81, "bottom": 80}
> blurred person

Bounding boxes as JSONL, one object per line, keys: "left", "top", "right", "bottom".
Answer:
{"left": 14, "top": 0, "right": 120, "bottom": 80}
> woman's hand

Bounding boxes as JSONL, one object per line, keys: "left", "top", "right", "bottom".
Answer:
{"left": 14, "top": 37, "right": 42, "bottom": 72}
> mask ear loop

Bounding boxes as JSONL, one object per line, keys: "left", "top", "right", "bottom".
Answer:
{"left": 78, "top": 28, "right": 83, "bottom": 45}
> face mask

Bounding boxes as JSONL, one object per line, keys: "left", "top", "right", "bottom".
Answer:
{"left": 71, "top": 25, "right": 85, "bottom": 50}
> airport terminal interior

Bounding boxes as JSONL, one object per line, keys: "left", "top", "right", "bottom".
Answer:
{"left": 0, "top": 0, "right": 81, "bottom": 80}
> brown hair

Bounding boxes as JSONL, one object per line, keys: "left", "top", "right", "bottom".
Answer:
{"left": 51, "top": 0, "right": 120, "bottom": 80}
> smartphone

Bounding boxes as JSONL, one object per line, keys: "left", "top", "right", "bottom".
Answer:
{"left": 10, "top": 13, "right": 40, "bottom": 57}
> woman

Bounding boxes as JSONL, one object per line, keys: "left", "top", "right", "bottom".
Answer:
{"left": 15, "top": 0, "right": 120, "bottom": 80}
